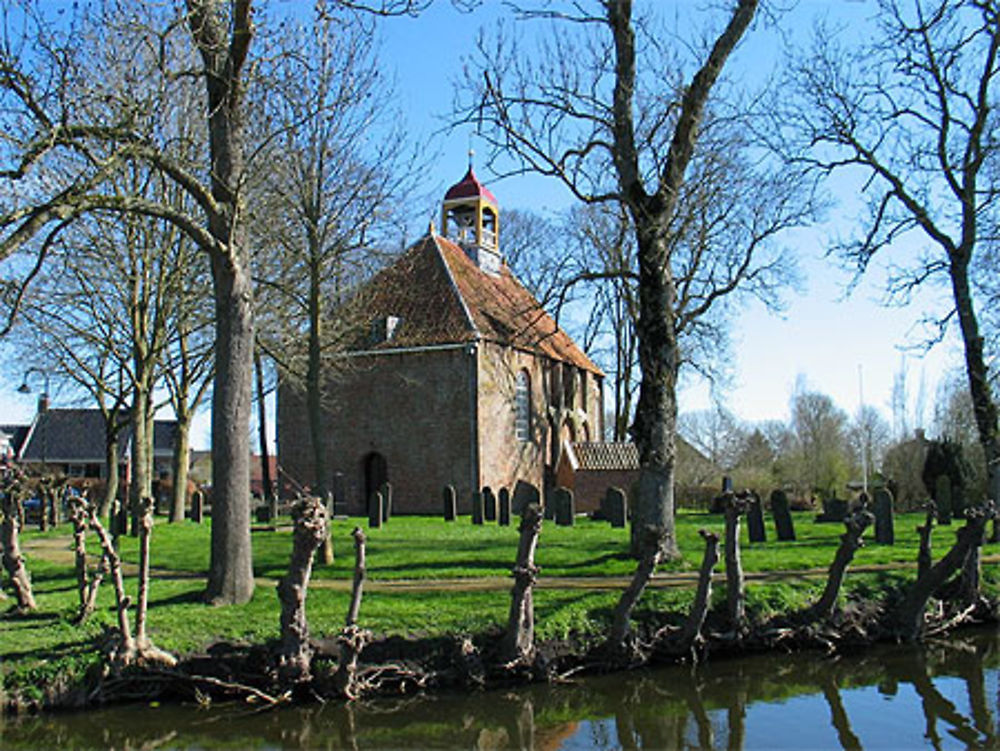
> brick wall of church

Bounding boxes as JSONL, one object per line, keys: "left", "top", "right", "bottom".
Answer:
{"left": 477, "top": 341, "right": 605, "bottom": 507}
{"left": 277, "top": 346, "right": 477, "bottom": 515}
{"left": 477, "top": 342, "right": 547, "bottom": 501}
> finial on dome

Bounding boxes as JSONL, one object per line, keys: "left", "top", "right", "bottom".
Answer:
{"left": 468, "top": 148, "right": 475, "bottom": 169}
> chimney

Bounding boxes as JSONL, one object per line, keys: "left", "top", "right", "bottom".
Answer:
{"left": 37, "top": 394, "right": 49, "bottom": 413}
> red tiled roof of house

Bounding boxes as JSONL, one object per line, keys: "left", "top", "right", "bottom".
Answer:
{"left": 357, "top": 234, "right": 602, "bottom": 374}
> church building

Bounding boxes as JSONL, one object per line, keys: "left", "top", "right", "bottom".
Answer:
{"left": 276, "top": 168, "right": 605, "bottom": 514}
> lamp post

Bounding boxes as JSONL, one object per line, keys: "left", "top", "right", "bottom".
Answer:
{"left": 17, "top": 367, "right": 50, "bottom": 467}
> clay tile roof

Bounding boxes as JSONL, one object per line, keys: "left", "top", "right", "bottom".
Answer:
{"left": 353, "top": 233, "right": 602, "bottom": 375}
{"left": 435, "top": 235, "right": 601, "bottom": 373}
{"left": 443, "top": 167, "right": 498, "bottom": 206}
{"left": 348, "top": 235, "right": 478, "bottom": 350}
{"left": 570, "top": 442, "right": 639, "bottom": 471}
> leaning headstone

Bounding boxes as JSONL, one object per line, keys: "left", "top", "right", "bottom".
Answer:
{"left": 368, "top": 491, "right": 383, "bottom": 529}
{"left": 873, "top": 487, "right": 895, "bottom": 545}
{"left": 606, "top": 486, "right": 627, "bottom": 528}
{"left": 483, "top": 486, "right": 497, "bottom": 522}
{"left": 746, "top": 491, "right": 766, "bottom": 543}
{"left": 380, "top": 482, "right": 393, "bottom": 522}
{"left": 471, "top": 490, "right": 484, "bottom": 525}
{"left": 498, "top": 487, "right": 511, "bottom": 526}
{"left": 771, "top": 489, "right": 796, "bottom": 541}
{"left": 442, "top": 485, "right": 457, "bottom": 522}
{"left": 935, "top": 474, "right": 953, "bottom": 525}
{"left": 554, "top": 486, "right": 575, "bottom": 527}
{"left": 191, "top": 490, "right": 203, "bottom": 524}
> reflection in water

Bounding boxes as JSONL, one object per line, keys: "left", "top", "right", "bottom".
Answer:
{"left": 4, "top": 628, "right": 1000, "bottom": 750}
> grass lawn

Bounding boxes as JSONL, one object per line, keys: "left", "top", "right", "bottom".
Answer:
{"left": 4, "top": 509, "right": 998, "bottom": 703}
{"left": 50, "top": 508, "right": 977, "bottom": 580}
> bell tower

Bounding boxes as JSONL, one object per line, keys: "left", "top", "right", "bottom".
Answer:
{"left": 441, "top": 160, "right": 501, "bottom": 275}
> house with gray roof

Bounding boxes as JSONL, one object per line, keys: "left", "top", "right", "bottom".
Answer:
{"left": 15, "top": 407, "right": 178, "bottom": 481}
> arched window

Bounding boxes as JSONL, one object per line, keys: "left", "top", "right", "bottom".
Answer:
{"left": 515, "top": 370, "right": 531, "bottom": 442}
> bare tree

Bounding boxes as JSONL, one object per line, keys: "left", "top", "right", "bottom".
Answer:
{"left": 0, "top": 0, "right": 421, "bottom": 604}
{"left": 251, "top": 12, "right": 417, "bottom": 503}
{"left": 788, "top": 389, "right": 850, "bottom": 500}
{"left": 849, "top": 404, "right": 892, "bottom": 489}
{"left": 458, "top": 0, "right": 816, "bottom": 556}
{"left": 781, "top": 0, "right": 1000, "bottom": 505}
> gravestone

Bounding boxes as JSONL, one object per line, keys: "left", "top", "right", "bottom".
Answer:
{"left": 368, "top": 491, "right": 383, "bottom": 529}
{"left": 513, "top": 480, "right": 540, "bottom": 515}
{"left": 746, "top": 491, "right": 766, "bottom": 543}
{"left": 771, "top": 489, "right": 796, "bottom": 541}
{"left": 483, "top": 486, "right": 497, "bottom": 522}
{"left": 191, "top": 490, "right": 203, "bottom": 524}
{"left": 471, "top": 490, "right": 484, "bottom": 525}
{"left": 935, "top": 474, "right": 953, "bottom": 525}
{"left": 554, "top": 486, "right": 575, "bottom": 526}
{"left": 606, "top": 486, "right": 627, "bottom": 528}
{"left": 380, "top": 482, "right": 393, "bottom": 523}
{"left": 873, "top": 487, "right": 895, "bottom": 545}
{"left": 332, "top": 473, "right": 347, "bottom": 517}
{"left": 816, "top": 498, "right": 848, "bottom": 523}
{"left": 442, "top": 485, "right": 457, "bottom": 521}
{"left": 255, "top": 505, "right": 272, "bottom": 524}
{"left": 498, "top": 487, "right": 511, "bottom": 526}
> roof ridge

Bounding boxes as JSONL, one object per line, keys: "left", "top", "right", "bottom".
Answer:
{"left": 430, "top": 233, "right": 480, "bottom": 339}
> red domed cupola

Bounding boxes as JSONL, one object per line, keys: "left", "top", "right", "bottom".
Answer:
{"left": 444, "top": 167, "right": 499, "bottom": 205}
{"left": 441, "top": 163, "right": 501, "bottom": 275}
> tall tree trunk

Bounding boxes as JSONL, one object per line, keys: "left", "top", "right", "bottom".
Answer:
{"left": 100, "top": 431, "right": 120, "bottom": 521}
{"left": 188, "top": 0, "right": 257, "bottom": 606}
{"left": 950, "top": 254, "right": 1000, "bottom": 507}
{"left": 206, "top": 253, "right": 256, "bottom": 604}
{"left": 630, "top": 228, "right": 680, "bottom": 558}
{"left": 170, "top": 413, "right": 192, "bottom": 523}
{"left": 306, "top": 254, "right": 329, "bottom": 501}
{"left": 607, "top": 0, "right": 758, "bottom": 558}
{"left": 129, "top": 392, "right": 150, "bottom": 536}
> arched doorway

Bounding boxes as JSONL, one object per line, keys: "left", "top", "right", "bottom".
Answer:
{"left": 362, "top": 452, "right": 387, "bottom": 513}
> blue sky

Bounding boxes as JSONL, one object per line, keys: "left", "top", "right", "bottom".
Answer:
{"left": 0, "top": 0, "right": 964, "bottom": 447}
{"left": 376, "top": 0, "right": 960, "bottom": 430}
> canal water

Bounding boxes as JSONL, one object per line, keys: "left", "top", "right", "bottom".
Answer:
{"left": 4, "top": 628, "right": 1000, "bottom": 750}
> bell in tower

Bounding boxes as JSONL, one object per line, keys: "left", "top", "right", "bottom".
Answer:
{"left": 441, "top": 161, "right": 501, "bottom": 275}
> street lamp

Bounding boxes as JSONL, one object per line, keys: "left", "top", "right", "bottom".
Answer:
{"left": 17, "top": 367, "right": 50, "bottom": 467}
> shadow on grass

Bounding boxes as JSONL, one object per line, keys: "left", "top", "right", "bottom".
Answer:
{"left": 3, "top": 635, "right": 102, "bottom": 662}
{"left": 1, "top": 609, "right": 61, "bottom": 625}
{"left": 554, "top": 552, "right": 634, "bottom": 571}
{"left": 367, "top": 557, "right": 513, "bottom": 574}
{"left": 148, "top": 589, "right": 206, "bottom": 608}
